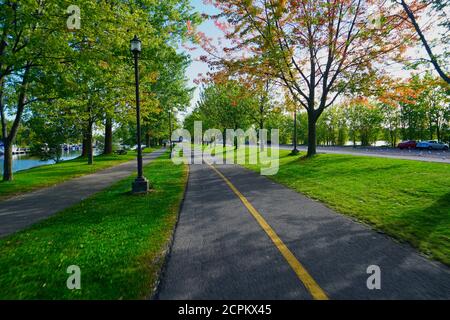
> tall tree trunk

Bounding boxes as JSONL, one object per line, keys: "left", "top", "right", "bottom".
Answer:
{"left": 429, "top": 115, "right": 433, "bottom": 140}
{"left": 103, "top": 116, "right": 113, "bottom": 155}
{"left": 436, "top": 121, "right": 441, "bottom": 141}
{"left": 2, "top": 64, "right": 31, "bottom": 181}
{"left": 2, "top": 141, "right": 13, "bottom": 181}
{"left": 223, "top": 129, "right": 226, "bottom": 148}
{"left": 306, "top": 111, "right": 317, "bottom": 157}
{"left": 292, "top": 109, "right": 299, "bottom": 154}
{"left": 86, "top": 120, "right": 94, "bottom": 165}
{"left": 259, "top": 119, "right": 265, "bottom": 151}
{"left": 0, "top": 79, "right": 6, "bottom": 143}
{"left": 234, "top": 125, "right": 238, "bottom": 150}
{"left": 259, "top": 92, "right": 266, "bottom": 151}
{"left": 145, "top": 132, "right": 150, "bottom": 148}
{"left": 400, "top": 0, "right": 450, "bottom": 84}
{"left": 408, "top": 114, "right": 412, "bottom": 140}
{"left": 390, "top": 130, "right": 395, "bottom": 147}
{"left": 81, "top": 135, "right": 88, "bottom": 157}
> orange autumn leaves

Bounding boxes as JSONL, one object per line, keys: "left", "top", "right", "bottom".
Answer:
{"left": 349, "top": 76, "right": 448, "bottom": 109}
{"left": 382, "top": 77, "right": 447, "bottom": 107}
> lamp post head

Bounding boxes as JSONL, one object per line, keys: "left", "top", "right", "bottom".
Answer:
{"left": 130, "top": 35, "right": 141, "bottom": 54}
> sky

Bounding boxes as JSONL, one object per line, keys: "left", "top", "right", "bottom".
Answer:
{"left": 178, "top": 0, "right": 221, "bottom": 120}
{"left": 179, "top": 0, "right": 448, "bottom": 121}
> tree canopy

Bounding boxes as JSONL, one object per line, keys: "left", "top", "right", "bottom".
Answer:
{"left": 0, "top": 0, "right": 199, "bottom": 180}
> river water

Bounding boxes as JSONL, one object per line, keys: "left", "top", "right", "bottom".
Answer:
{"left": 0, "top": 150, "right": 82, "bottom": 173}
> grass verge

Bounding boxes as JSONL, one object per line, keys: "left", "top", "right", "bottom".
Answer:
{"left": 0, "top": 147, "right": 159, "bottom": 201}
{"left": 0, "top": 152, "right": 186, "bottom": 299}
{"left": 214, "top": 146, "right": 449, "bottom": 266}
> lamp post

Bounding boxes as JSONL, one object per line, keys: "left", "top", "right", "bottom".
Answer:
{"left": 131, "top": 35, "right": 149, "bottom": 193}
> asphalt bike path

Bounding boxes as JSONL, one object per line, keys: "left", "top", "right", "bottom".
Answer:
{"left": 159, "top": 152, "right": 450, "bottom": 299}
{"left": 0, "top": 148, "right": 166, "bottom": 238}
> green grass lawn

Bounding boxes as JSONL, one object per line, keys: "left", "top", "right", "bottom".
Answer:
{"left": 0, "top": 153, "right": 187, "bottom": 299}
{"left": 0, "top": 147, "right": 159, "bottom": 201}
{"left": 226, "top": 147, "right": 449, "bottom": 266}
{"left": 142, "top": 147, "right": 158, "bottom": 153}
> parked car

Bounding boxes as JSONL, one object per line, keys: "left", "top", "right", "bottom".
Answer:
{"left": 397, "top": 140, "right": 417, "bottom": 149}
{"left": 416, "top": 140, "right": 449, "bottom": 150}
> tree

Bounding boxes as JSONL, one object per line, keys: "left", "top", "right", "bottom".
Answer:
{"left": 0, "top": 0, "right": 199, "bottom": 178}
{"left": 248, "top": 80, "right": 275, "bottom": 132}
{"left": 183, "top": 108, "right": 203, "bottom": 139}
{"left": 317, "top": 106, "right": 347, "bottom": 146}
{"left": 0, "top": 0, "right": 73, "bottom": 180}
{"left": 27, "top": 102, "right": 78, "bottom": 163}
{"left": 397, "top": 0, "right": 450, "bottom": 84}
{"left": 104, "top": 115, "right": 114, "bottom": 154}
{"left": 230, "top": 77, "right": 277, "bottom": 150}
{"left": 380, "top": 103, "right": 401, "bottom": 147}
{"left": 189, "top": 81, "right": 255, "bottom": 147}
{"left": 377, "top": 73, "right": 450, "bottom": 143}
{"left": 142, "top": 48, "right": 193, "bottom": 147}
{"left": 59, "top": 0, "right": 198, "bottom": 163}
{"left": 414, "top": 74, "right": 450, "bottom": 142}
{"left": 345, "top": 98, "right": 383, "bottom": 146}
{"left": 201, "top": 0, "right": 413, "bottom": 157}
{"left": 265, "top": 110, "right": 295, "bottom": 145}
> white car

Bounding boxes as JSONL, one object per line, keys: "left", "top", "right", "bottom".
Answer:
{"left": 416, "top": 140, "right": 449, "bottom": 150}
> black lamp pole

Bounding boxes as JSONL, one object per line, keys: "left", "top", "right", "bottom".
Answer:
{"left": 131, "top": 35, "right": 149, "bottom": 193}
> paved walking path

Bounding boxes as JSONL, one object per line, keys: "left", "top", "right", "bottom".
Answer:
{"left": 158, "top": 161, "right": 450, "bottom": 299}
{"left": 0, "top": 148, "right": 166, "bottom": 238}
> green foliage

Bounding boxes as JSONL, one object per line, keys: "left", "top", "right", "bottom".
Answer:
{"left": 308, "top": 74, "right": 450, "bottom": 147}
{"left": 380, "top": 103, "right": 401, "bottom": 147}
{"left": 317, "top": 107, "right": 348, "bottom": 146}
{"left": 0, "top": 0, "right": 77, "bottom": 176}
{"left": 185, "top": 81, "right": 256, "bottom": 137}
{"left": 1, "top": 0, "right": 198, "bottom": 173}
{"left": 142, "top": 50, "right": 193, "bottom": 145}
{"left": 0, "top": 154, "right": 187, "bottom": 299}
{"left": 345, "top": 101, "right": 384, "bottom": 147}
{"left": 265, "top": 112, "right": 296, "bottom": 145}
{"left": 27, "top": 102, "right": 80, "bottom": 163}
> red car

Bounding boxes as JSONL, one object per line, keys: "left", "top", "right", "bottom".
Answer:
{"left": 398, "top": 140, "right": 417, "bottom": 149}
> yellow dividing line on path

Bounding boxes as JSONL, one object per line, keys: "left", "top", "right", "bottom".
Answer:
{"left": 208, "top": 164, "right": 329, "bottom": 301}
